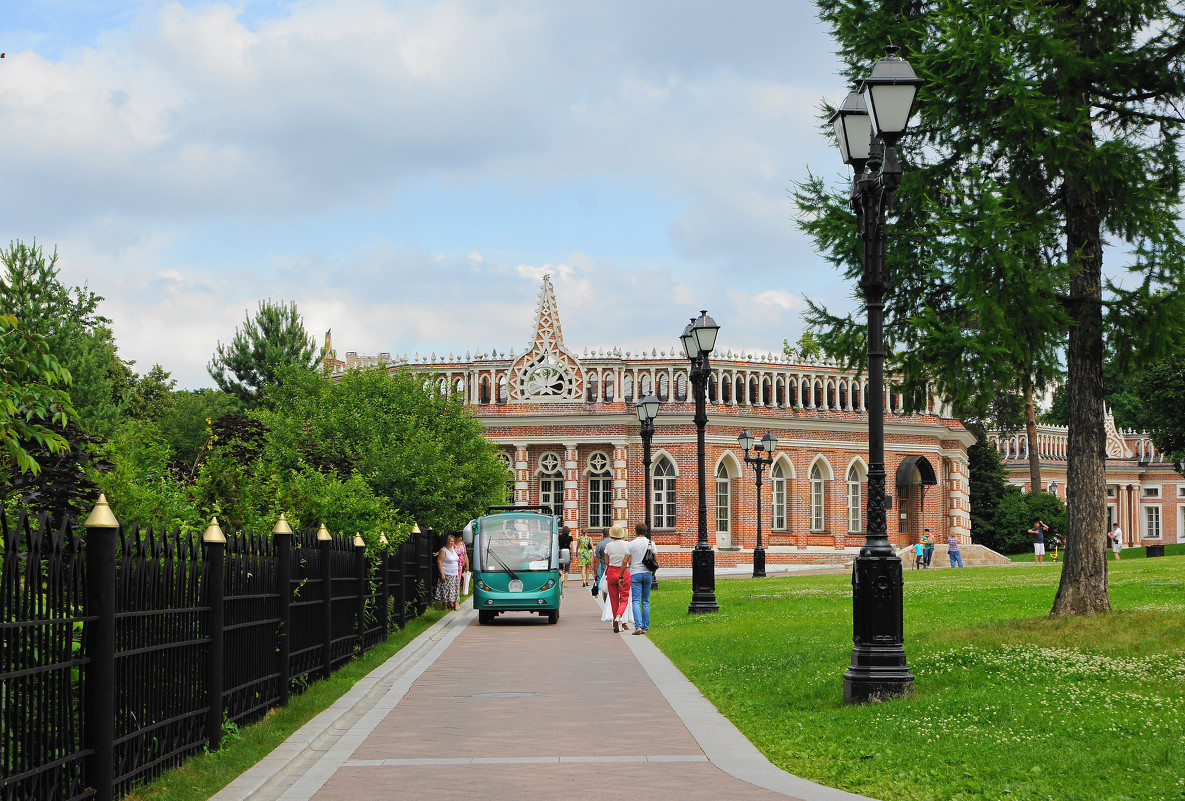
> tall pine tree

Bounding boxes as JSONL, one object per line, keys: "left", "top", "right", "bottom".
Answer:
{"left": 800, "top": 1, "right": 1185, "bottom": 614}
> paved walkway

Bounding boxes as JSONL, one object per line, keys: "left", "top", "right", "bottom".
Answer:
{"left": 212, "top": 586, "right": 877, "bottom": 801}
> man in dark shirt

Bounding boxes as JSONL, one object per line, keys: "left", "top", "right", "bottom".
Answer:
{"left": 1028, "top": 519, "right": 1048, "bottom": 564}
{"left": 557, "top": 526, "right": 574, "bottom": 582}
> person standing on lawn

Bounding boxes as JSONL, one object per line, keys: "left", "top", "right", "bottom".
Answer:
{"left": 1109, "top": 523, "right": 1123, "bottom": 560}
{"left": 1028, "top": 519, "right": 1048, "bottom": 564}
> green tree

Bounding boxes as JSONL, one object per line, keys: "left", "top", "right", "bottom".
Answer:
{"left": 263, "top": 365, "right": 510, "bottom": 531}
{"left": 966, "top": 423, "right": 1011, "bottom": 552}
{"left": 0, "top": 315, "right": 75, "bottom": 476}
{"left": 802, "top": 0, "right": 1185, "bottom": 615}
{"left": 0, "top": 240, "right": 123, "bottom": 436}
{"left": 1133, "top": 356, "right": 1185, "bottom": 471}
{"left": 991, "top": 490, "right": 1068, "bottom": 555}
{"left": 208, "top": 299, "right": 319, "bottom": 407}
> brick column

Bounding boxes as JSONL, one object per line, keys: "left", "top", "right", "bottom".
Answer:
{"left": 564, "top": 443, "right": 579, "bottom": 529}
{"left": 514, "top": 444, "right": 529, "bottom": 505}
{"left": 613, "top": 442, "right": 629, "bottom": 527}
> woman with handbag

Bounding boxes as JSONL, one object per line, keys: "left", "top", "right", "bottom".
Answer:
{"left": 627, "top": 523, "right": 658, "bottom": 635}
{"left": 603, "top": 525, "right": 632, "bottom": 632}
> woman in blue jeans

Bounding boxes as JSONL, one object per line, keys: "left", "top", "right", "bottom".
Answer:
{"left": 626, "top": 524, "right": 657, "bottom": 634}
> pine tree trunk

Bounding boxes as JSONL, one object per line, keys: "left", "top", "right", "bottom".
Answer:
{"left": 1051, "top": 114, "right": 1110, "bottom": 616}
{"left": 1024, "top": 380, "right": 1042, "bottom": 492}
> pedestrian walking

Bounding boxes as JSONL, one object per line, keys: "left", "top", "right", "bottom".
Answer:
{"left": 947, "top": 533, "right": 963, "bottom": 568}
{"left": 455, "top": 534, "right": 471, "bottom": 596}
{"left": 603, "top": 525, "right": 632, "bottom": 632}
{"left": 1028, "top": 519, "right": 1048, "bottom": 564}
{"left": 434, "top": 533, "right": 461, "bottom": 611}
{"left": 1109, "top": 523, "right": 1123, "bottom": 560}
{"left": 913, "top": 541, "right": 924, "bottom": 570}
{"left": 558, "top": 525, "right": 573, "bottom": 582}
{"left": 922, "top": 530, "right": 935, "bottom": 567}
{"left": 576, "top": 529, "right": 593, "bottom": 586}
{"left": 627, "top": 523, "right": 657, "bottom": 635}
{"left": 592, "top": 528, "right": 611, "bottom": 596}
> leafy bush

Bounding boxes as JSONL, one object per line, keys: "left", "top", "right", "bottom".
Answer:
{"left": 991, "top": 488, "right": 1067, "bottom": 553}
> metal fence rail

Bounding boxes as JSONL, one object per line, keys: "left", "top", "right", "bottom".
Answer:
{"left": 0, "top": 503, "right": 441, "bottom": 801}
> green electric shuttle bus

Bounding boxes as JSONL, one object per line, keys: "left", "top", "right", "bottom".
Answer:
{"left": 464, "top": 506, "right": 567, "bottom": 624}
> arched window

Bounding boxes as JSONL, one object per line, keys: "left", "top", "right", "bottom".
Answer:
{"left": 640, "top": 374, "right": 652, "bottom": 395}
{"left": 480, "top": 376, "right": 491, "bottom": 405}
{"left": 814, "top": 380, "right": 823, "bottom": 408}
{"left": 789, "top": 380, "right": 798, "bottom": 407}
{"left": 454, "top": 378, "right": 464, "bottom": 395}
{"left": 771, "top": 462, "right": 787, "bottom": 531}
{"left": 847, "top": 463, "right": 867, "bottom": 534}
{"left": 715, "top": 463, "right": 730, "bottom": 533}
{"left": 587, "top": 452, "right": 612, "bottom": 529}
{"left": 708, "top": 374, "right": 717, "bottom": 403}
{"left": 811, "top": 463, "right": 827, "bottom": 531}
{"left": 801, "top": 379, "right": 811, "bottom": 407}
{"left": 763, "top": 378, "right": 772, "bottom": 406}
{"left": 827, "top": 382, "right": 835, "bottom": 409}
{"left": 623, "top": 374, "right": 634, "bottom": 403}
{"left": 587, "top": 373, "right": 598, "bottom": 403}
{"left": 735, "top": 376, "right": 744, "bottom": 405}
{"left": 722, "top": 377, "right": 732, "bottom": 404}
{"left": 776, "top": 379, "right": 785, "bottom": 407}
{"left": 658, "top": 373, "right": 669, "bottom": 402}
{"left": 676, "top": 373, "right": 688, "bottom": 402}
{"left": 839, "top": 382, "right": 848, "bottom": 410}
{"left": 539, "top": 453, "right": 563, "bottom": 513}
{"left": 652, "top": 458, "right": 677, "bottom": 529}
{"left": 853, "top": 383, "right": 862, "bottom": 410}
{"left": 497, "top": 375, "right": 508, "bottom": 403}
{"left": 497, "top": 452, "right": 514, "bottom": 503}
{"left": 749, "top": 377, "right": 758, "bottom": 405}
{"left": 604, "top": 374, "right": 615, "bottom": 402}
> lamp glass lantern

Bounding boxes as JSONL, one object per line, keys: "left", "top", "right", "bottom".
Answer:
{"left": 681, "top": 321, "right": 697, "bottom": 360}
{"left": 636, "top": 393, "right": 660, "bottom": 423}
{"left": 737, "top": 429, "right": 755, "bottom": 452}
{"left": 690, "top": 310, "right": 719, "bottom": 355}
{"left": 828, "top": 90, "right": 872, "bottom": 166}
{"left": 858, "top": 47, "right": 923, "bottom": 144}
{"left": 761, "top": 431, "right": 778, "bottom": 453}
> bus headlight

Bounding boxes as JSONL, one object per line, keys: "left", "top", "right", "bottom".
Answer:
{"left": 540, "top": 579, "right": 555, "bottom": 590}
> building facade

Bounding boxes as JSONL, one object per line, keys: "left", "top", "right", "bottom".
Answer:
{"left": 331, "top": 277, "right": 975, "bottom": 567}
{"left": 988, "top": 414, "right": 1182, "bottom": 548}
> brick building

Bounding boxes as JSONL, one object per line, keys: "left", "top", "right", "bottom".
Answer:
{"left": 988, "top": 414, "right": 1182, "bottom": 548}
{"left": 330, "top": 276, "right": 975, "bottom": 568}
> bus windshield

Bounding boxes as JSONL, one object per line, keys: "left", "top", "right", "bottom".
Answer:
{"left": 481, "top": 516, "right": 553, "bottom": 572}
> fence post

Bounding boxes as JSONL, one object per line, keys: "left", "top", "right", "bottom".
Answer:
{"left": 203, "top": 517, "right": 227, "bottom": 751}
{"left": 353, "top": 534, "right": 366, "bottom": 653}
{"left": 83, "top": 495, "right": 119, "bottom": 801}
{"left": 378, "top": 533, "right": 390, "bottom": 637}
{"left": 395, "top": 537, "right": 408, "bottom": 630}
{"left": 318, "top": 523, "right": 332, "bottom": 680}
{"left": 416, "top": 525, "right": 430, "bottom": 616}
{"left": 273, "top": 514, "right": 293, "bottom": 707}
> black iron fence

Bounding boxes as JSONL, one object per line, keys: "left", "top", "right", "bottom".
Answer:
{"left": 0, "top": 504, "right": 441, "bottom": 801}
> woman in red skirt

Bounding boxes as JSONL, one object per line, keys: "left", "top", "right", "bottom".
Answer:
{"left": 603, "top": 525, "right": 632, "bottom": 632}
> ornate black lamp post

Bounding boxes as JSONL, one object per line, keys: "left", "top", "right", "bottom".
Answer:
{"left": 738, "top": 430, "right": 777, "bottom": 578}
{"left": 635, "top": 393, "right": 661, "bottom": 532}
{"left": 681, "top": 311, "right": 720, "bottom": 614}
{"left": 829, "top": 46, "right": 922, "bottom": 704}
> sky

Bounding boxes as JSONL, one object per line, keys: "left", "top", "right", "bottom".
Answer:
{"left": 1, "top": 0, "right": 861, "bottom": 389}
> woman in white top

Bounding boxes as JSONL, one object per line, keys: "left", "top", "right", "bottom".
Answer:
{"left": 435, "top": 533, "right": 461, "bottom": 611}
{"left": 626, "top": 523, "right": 657, "bottom": 634}
{"left": 603, "top": 525, "right": 632, "bottom": 632}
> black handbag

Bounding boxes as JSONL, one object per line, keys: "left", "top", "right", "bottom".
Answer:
{"left": 642, "top": 549, "right": 659, "bottom": 573}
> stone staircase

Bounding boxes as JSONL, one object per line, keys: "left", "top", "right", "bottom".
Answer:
{"left": 894, "top": 543, "right": 1013, "bottom": 568}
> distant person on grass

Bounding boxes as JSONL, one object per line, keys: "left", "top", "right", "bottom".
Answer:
{"left": 1028, "top": 519, "right": 1048, "bottom": 564}
{"left": 1109, "top": 523, "right": 1123, "bottom": 560}
{"left": 947, "top": 534, "right": 963, "bottom": 568}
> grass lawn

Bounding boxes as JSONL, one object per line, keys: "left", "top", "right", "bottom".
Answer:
{"left": 1011, "top": 543, "right": 1185, "bottom": 562}
{"left": 648, "top": 557, "right": 1185, "bottom": 801}
{"left": 123, "top": 609, "right": 445, "bottom": 801}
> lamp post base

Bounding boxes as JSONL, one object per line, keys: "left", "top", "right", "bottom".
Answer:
{"left": 752, "top": 546, "right": 766, "bottom": 578}
{"left": 688, "top": 547, "right": 719, "bottom": 614}
{"left": 843, "top": 646, "right": 914, "bottom": 704}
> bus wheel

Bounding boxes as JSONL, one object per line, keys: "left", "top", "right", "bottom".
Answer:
{"left": 547, "top": 609, "right": 559, "bottom": 624}
{"left": 479, "top": 610, "right": 494, "bottom": 625}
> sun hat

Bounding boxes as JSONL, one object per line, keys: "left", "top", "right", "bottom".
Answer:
{"left": 609, "top": 524, "right": 626, "bottom": 539}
